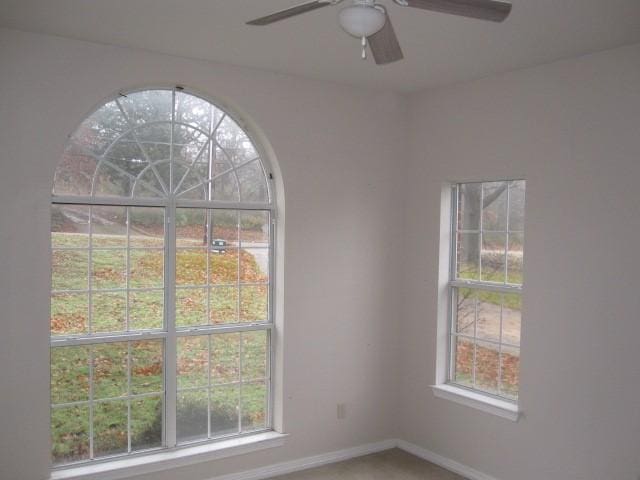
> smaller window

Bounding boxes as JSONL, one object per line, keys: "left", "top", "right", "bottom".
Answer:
{"left": 447, "top": 180, "right": 525, "bottom": 401}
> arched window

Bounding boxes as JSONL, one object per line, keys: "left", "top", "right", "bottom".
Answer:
{"left": 50, "top": 88, "right": 275, "bottom": 466}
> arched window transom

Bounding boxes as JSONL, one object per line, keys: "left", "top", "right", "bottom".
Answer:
{"left": 54, "top": 88, "right": 270, "bottom": 204}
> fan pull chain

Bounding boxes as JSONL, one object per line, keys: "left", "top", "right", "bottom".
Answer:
{"left": 361, "top": 36, "right": 367, "bottom": 60}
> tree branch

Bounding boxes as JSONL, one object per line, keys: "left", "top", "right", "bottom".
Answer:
{"left": 482, "top": 181, "right": 511, "bottom": 208}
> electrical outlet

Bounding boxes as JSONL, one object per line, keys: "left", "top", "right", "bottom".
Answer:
{"left": 337, "top": 403, "right": 347, "bottom": 420}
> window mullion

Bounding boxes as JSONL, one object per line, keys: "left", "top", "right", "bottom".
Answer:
{"left": 50, "top": 331, "right": 167, "bottom": 347}
{"left": 266, "top": 212, "right": 276, "bottom": 429}
{"left": 472, "top": 294, "right": 477, "bottom": 388}
{"left": 207, "top": 209, "right": 212, "bottom": 440}
{"left": 165, "top": 199, "right": 178, "bottom": 448}
{"left": 479, "top": 183, "right": 484, "bottom": 281}
{"left": 237, "top": 213, "right": 243, "bottom": 434}
{"left": 127, "top": 342, "right": 132, "bottom": 453}
{"left": 52, "top": 196, "right": 171, "bottom": 208}
{"left": 88, "top": 205, "right": 94, "bottom": 335}
{"left": 126, "top": 208, "right": 131, "bottom": 332}
{"left": 448, "top": 186, "right": 458, "bottom": 383}
{"left": 164, "top": 88, "right": 178, "bottom": 449}
{"left": 88, "top": 344, "right": 95, "bottom": 460}
{"left": 449, "top": 279, "right": 521, "bottom": 294}
{"left": 505, "top": 183, "right": 510, "bottom": 283}
{"left": 175, "top": 323, "right": 272, "bottom": 336}
{"left": 87, "top": 205, "right": 95, "bottom": 459}
{"left": 498, "top": 295, "right": 504, "bottom": 396}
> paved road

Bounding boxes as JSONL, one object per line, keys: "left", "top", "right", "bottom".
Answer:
{"left": 242, "top": 242, "right": 269, "bottom": 276}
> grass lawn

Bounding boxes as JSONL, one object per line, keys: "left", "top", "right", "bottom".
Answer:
{"left": 51, "top": 230, "right": 270, "bottom": 464}
{"left": 457, "top": 249, "right": 523, "bottom": 310}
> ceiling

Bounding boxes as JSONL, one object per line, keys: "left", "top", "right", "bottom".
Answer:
{"left": 2, "top": 0, "right": 640, "bottom": 92}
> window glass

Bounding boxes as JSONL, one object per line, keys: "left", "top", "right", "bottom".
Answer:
{"left": 450, "top": 180, "right": 525, "bottom": 401}
{"left": 51, "top": 88, "right": 274, "bottom": 466}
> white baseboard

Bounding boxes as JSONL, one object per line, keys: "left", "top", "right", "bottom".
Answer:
{"left": 395, "top": 439, "right": 499, "bottom": 480}
{"left": 209, "top": 439, "right": 397, "bottom": 480}
{"left": 206, "top": 437, "right": 498, "bottom": 480}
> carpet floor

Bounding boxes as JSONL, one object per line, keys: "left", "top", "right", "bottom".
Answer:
{"left": 270, "top": 449, "right": 465, "bottom": 480}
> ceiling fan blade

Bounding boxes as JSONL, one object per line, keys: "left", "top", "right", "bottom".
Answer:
{"left": 367, "top": 12, "right": 404, "bottom": 65}
{"left": 404, "top": 0, "right": 512, "bottom": 22}
{"left": 246, "top": 1, "right": 332, "bottom": 26}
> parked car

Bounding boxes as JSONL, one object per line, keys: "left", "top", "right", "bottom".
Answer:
{"left": 211, "top": 238, "right": 227, "bottom": 253}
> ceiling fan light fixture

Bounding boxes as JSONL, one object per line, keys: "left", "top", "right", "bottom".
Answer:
{"left": 247, "top": 0, "right": 513, "bottom": 65}
{"left": 338, "top": 4, "right": 386, "bottom": 38}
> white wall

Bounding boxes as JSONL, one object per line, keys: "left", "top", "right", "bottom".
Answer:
{"left": 3, "top": 25, "right": 640, "bottom": 480}
{"left": 0, "top": 28, "right": 407, "bottom": 480}
{"left": 401, "top": 44, "right": 640, "bottom": 480}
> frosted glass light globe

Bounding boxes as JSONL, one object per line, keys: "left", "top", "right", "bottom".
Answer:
{"left": 338, "top": 5, "right": 386, "bottom": 38}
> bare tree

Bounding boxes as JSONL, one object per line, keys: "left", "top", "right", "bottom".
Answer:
{"left": 456, "top": 181, "right": 512, "bottom": 326}
{"left": 459, "top": 181, "right": 509, "bottom": 263}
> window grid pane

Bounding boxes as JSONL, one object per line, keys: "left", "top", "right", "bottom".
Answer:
{"left": 175, "top": 208, "right": 270, "bottom": 329}
{"left": 51, "top": 205, "right": 166, "bottom": 337}
{"left": 50, "top": 340, "right": 164, "bottom": 464}
{"left": 449, "top": 180, "right": 525, "bottom": 401}
{"left": 176, "top": 330, "right": 270, "bottom": 444}
{"left": 450, "top": 288, "right": 522, "bottom": 398}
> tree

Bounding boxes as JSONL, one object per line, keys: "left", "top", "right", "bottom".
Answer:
{"left": 459, "top": 181, "right": 510, "bottom": 267}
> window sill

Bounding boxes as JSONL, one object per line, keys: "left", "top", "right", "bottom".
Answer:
{"left": 431, "top": 384, "right": 520, "bottom": 422}
{"left": 51, "top": 431, "right": 289, "bottom": 480}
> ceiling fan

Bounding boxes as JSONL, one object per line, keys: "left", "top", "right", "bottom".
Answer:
{"left": 247, "top": 0, "right": 512, "bottom": 65}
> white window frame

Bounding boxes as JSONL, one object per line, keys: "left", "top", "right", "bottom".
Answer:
{"left": 432, "top": 180, "right": 524, "bottom": 421}
{"left": 50, "top": 87, "right": 282, "bottom": 473}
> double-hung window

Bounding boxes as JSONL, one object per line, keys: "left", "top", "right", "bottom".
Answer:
{"left": 50, "top": 88, "right": 276, "bottom": 467}
{"left": 446, "top": 180, "right": 525, "bottom": 404}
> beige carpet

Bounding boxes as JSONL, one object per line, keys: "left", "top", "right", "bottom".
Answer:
{"left": 271, "top": 449, "right": 465, "bottom": 480}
